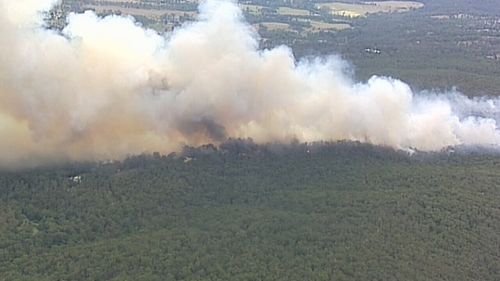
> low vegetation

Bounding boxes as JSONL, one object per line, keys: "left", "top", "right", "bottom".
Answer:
{"left": 316, "top": 1, "right": 424, "bottom": 18}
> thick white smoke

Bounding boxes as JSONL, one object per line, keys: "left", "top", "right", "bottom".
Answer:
{"left": 0, "top": 0, "right": 499, "bottom": 167}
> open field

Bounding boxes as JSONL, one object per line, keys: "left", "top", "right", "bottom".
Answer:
{"left": 276, "top": 7, "right": 311, "bottom": 16}
{"left": 82, "top": 3, "right": 350, "bottom": 34}
{"left": 84, "top": 5, "right": 196, "bottom": 18}
{"left": 308, "top": 20, "right": 351, "bottom": 31}
{"left": 239, "top": 4, "right": 264, "bottom": 15}
{"left": 317, "top": 1, "right": 424, "bottom": 18}
{"left": 257, "top": 21, "right": 351, "bottom": 33}
{"left": 257, "top": 22, "right": 292, "bottom": 31}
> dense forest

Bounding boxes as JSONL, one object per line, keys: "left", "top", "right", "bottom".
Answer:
{"left": 1, "top": 141, "right": 499, "bottom": 280}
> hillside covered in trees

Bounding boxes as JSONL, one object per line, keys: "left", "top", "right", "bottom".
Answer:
{"left": 1, "top": 141, "right": 499, "bottom": 280}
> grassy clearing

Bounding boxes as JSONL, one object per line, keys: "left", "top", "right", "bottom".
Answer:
{"left": 276, "top": 7, "right": 311, "bottom": 16}
{"left": 257, "top": 22, "right": 292, "bottom": 31}
{"left": 308, "top": 20, "right": 351, "bottom": 31}
{"left": 317, "top": 1, "right": 424, "bottom": 18}
{"left": 239, "top": 4, "right": 264, "bottom": 15}
{"left": 84, "top": 5, "right": 197, "bottom": 18}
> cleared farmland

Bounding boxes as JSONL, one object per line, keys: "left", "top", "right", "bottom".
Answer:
{"left": 83, "top": 5, "right": 196, "bottom": 18}
{"left": 239, "top": 4, "right": 264, "bottom": 15}
{"left": 257, "top": 22, "right": 292, "bottom": 31}
{"left": 276, "top": 7, "right": 311, "bottom": 16}
{"left": 317, "top": 1, "right": 424, "bottom": 18}
{"left": 308, "top": 20, "right": 351, "bottom": 31}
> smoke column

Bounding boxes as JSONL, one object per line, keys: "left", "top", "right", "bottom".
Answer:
{"left": 1, "top": 0, "right": 500, "bottom": 167}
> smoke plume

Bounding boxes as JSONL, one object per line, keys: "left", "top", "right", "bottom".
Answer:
{"left": 1, "top": 0, "right": 500, "bottom": 167}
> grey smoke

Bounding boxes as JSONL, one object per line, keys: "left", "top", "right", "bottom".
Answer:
{"left": 181, "top": 117, "right": 228, "bottom": 142}
{"left": 0, "top": 0, "right": 500, "bottom": 168}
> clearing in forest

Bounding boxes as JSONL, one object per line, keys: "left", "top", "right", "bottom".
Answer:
{"left": 83, "top": 5, "right": 196, "bottom": 19}
{"left": 317, "top": 1, "right": 424, "bottom": 18}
